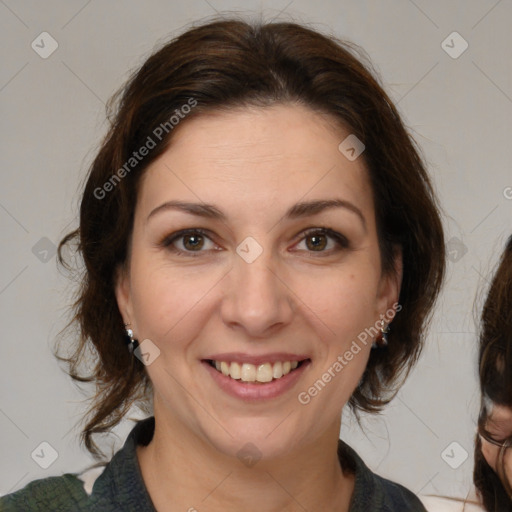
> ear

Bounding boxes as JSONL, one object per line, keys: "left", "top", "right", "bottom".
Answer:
{"left": 114, "top": 263, "right": 134, "bottom": 327}
{"left": 376, "top": 246, "right": 403, "bottom": 317}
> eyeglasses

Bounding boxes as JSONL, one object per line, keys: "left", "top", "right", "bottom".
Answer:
{"left": 478, "top": 411, "right": 512, "bottom": 500}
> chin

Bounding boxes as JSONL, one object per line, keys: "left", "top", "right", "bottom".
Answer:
{"left": 201, "top": 418, "right": 302, "bottom": 464}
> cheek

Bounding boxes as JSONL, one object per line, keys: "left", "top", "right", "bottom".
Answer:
{"left": 506, "top": 452, "right": 512, "bottom": 481}
{"left": 129, "top": 259, "right": 224, "bottom": 347}
{"left": 294, "top": 270, "right": 375, "bottom": 398}
{"left": 299, "top": 268, "right": 380, "bottom": 339}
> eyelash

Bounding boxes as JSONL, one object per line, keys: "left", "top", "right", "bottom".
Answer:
{"left": 160, "top": 227, "right": 349, "bottom": 257}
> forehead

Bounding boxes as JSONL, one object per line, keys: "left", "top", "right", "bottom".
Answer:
{"left": 486, "top": 403, "right": 512, "bottom": 436}
{"left": 138, "top": 104, "right": 375, "bottom": 221}
{"left": 488, "top": 404, "right": 512, "bottom": 422}
{"left": 166, "top": 104, "right": 356, "bottom": 171}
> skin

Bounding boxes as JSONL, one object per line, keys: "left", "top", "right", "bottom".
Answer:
{"left": 481, "top": 403, "right": 512, "bottom": 493}
{"left": 115, "top": 104, "right": 402, "bottom": 512}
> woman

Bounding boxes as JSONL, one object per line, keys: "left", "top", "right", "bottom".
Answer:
{"left": 0, "top": 18, "right": 445, "bottom": 511}
{"left": 421, "top": 235, "right": 512, "bottom": 511}
{"left": 474, "top": 235, "right": 512, "bottom": 510}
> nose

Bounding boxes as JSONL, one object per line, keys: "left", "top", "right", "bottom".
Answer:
{"left": 220, "top": 250, "right": 294, "bottom": 338}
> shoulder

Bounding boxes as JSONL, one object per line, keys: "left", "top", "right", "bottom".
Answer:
{"left": 371, "top": 472, "right": 429, "bottom": 510}
{"left": 0, "top": 417, "right": 156, "bottom": 512}
{"left": 338, "top": 440, "right": 427, "bottom": 511}
{"left": 0, "top": 473, "right": 89, "bottom": 511}
{"left": 419, "top": 495, "right": 485, "bottom": 512}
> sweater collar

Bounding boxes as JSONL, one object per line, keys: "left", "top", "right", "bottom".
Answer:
{"left": 92, "top": 416, "right": 375, "bottom": 511}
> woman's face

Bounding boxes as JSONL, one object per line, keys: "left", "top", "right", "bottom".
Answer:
{"left": 116, "top": 104, "right": 401, "bottom": 460}
{"left": 481, "top": 403, "right": 512, "bottom": 493}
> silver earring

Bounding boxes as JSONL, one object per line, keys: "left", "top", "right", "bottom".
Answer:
{"left": 124, "top": 323, "right": 139, "bottom": 354}
{"left": 372, "top": 319, "right": 390, "bottom": 349}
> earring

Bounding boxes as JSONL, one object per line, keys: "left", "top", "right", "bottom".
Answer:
{"left": 124, "top": 323, "right": 139, "bottom": 354}
{"left": 372, "top": 319, "right": 390, "bottom": 349}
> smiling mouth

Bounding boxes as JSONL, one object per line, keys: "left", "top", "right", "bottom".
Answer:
{"left": 205, "top": 359, "right": 310, "bottom": 384}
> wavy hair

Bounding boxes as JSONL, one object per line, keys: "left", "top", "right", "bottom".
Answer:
{"left": 474, "top": 234, "right": 512, "bottom": 510}
{"left": 56, "top": 17, "right": 445, "bottom": 459}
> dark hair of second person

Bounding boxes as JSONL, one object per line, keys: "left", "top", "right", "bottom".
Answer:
{"left": 474, "top": 234, "right": 512, "bottom": 510}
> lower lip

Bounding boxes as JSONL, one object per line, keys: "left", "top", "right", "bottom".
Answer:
{"left": 202, "top": 360, "right": 311, "bottom": 401}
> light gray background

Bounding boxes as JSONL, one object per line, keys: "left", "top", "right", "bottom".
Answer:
{"left": 1, "top": 0, "right": 511, "bottom": 502}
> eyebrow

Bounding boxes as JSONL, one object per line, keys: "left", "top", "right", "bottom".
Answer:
{"left": 146, "top": 198, "right": 367, "bottom": 231}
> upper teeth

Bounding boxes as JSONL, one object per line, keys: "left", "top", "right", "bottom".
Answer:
{"left": 213, "top": 361, "right": 299, "bottom": 383}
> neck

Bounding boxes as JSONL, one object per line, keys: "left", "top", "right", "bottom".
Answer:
{"left": 137, "top": 409, "right": 354, "bottom": 512}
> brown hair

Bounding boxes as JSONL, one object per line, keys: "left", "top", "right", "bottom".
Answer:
{"left": 56, "top": 17, "right": 445, "bottom": 459}
{"left": 474, "top": 234, "right": 512, "bottom": 510}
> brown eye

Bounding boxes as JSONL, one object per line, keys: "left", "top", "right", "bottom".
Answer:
{"left": 295, "top": 228, "right": 349, "bottom": 255}
{"left": 161, "top": 228, "right": 218, "bottom": 256}
{"left": 182, "top": 234, "right": 205, "bottom": 251}
{"left": 306, "top": 233, "right": 328, "bottom": 251}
